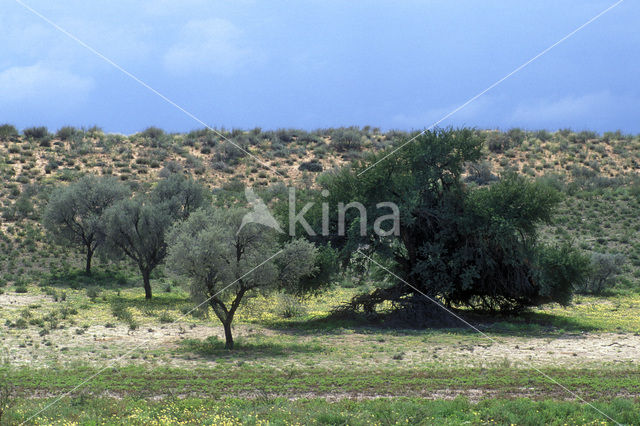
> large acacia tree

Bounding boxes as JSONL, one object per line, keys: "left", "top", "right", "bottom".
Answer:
{"left": 319, "top": 128, "right": 588, "bottom": 314}
{"left": 43, "top": 175, "right": 129, "bottom": 274}
{"left": 166, "top": 207, "right": 317, "bottom": 349}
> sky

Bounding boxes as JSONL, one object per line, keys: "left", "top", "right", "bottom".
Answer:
{"left": 0, "top": 0, "right": 638, "bottom": 134}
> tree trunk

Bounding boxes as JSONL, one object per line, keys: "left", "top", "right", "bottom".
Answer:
{"left": 85, "top": 247, "right": 93, "bottom": 276}
{"left": 142, "top": 269, "right": 152, "bottom": 299}
{"left": 223, "top": 321, "right": 234, "bottom": 349}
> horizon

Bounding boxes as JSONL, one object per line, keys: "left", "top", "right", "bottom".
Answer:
{"left": 2, "top": 124, "right": 638, "bottom": 138}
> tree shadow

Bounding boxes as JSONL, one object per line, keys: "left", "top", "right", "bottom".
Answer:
{"left": 40, "top": 268, "right": 137, "bottom": 290}
{"left": 107, "top": 293, "right": 192, "bottom": 317}
{"left": 264, "top": 307, "right": 599, "bottom": 338}
{"left": 178, "top": 336, "right": 324, "bottom": 360}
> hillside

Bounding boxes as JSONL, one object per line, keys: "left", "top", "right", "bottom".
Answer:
{"left": 0, "top": 124, "right": 639, "bottom": 291}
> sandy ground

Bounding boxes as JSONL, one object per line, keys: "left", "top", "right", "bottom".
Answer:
{"left": 3, "top": 318, "right": 639, "bottom": 369}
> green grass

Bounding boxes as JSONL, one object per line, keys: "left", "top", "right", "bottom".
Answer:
{"left": 5, "top": 396, "right": 637, "bottom": 425}
{"left": 5, "top": 365, "right": 640, "bottom": 398}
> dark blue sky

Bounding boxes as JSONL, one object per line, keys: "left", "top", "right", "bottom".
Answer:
{"left": 1, "top": 0, "right": 637, "bottom": 134}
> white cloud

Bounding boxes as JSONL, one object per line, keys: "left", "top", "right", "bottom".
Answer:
{"left": 163, "top": 18, "right": 255, "bottom": 75}
{"left": 0, "top": 63, "right": 94, "bottom": 104}
{"left": 509, "top": 92, "right": 613, "bottom": 125}
{"left": 391, "top": 96, "right": 497, "bottom": 129}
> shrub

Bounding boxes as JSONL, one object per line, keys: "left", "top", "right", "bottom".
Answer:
{"left": 86, "top": 286, "right": 101, "bottom": 300}
{"left": 56, "top": 126, "right": 78, "bottom": 141}
{"left": 141, "top": 126, "right": 165, "bottom": 140}
{"left": 486, "top": 131, "right": 511, "bottom": 153}
{"left": 159, "top": 311, "right": 174, "bottom": 323}
{"left": 111, "top": 304, "right": 133, "bottom": 323}
{"left": 0, "top": 124, "right": 18, "bottom": 140}
{"left": 507, "top": 128, "right": 526, "bottom": 146}
{"left": 576, "top": 253, "right": 625, "bottom": 295}
{"left": 465, "top": 161, "right": 497, "bottom": 185}
{"left": 534, "top": 130, "right": 552, "bottom": 142}
{"left": 23, "top": 126, "right": 49, "bottom": 140}
{"left": 298, "top": 159, "right": 323, "bottom": 172}
{"left": 274, "top": 293, "right": 307, "bottom": 318}
{"left": 331, "top": 128, "right": 364, "bottom": 152}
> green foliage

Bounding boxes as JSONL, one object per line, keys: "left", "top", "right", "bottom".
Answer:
{"left": 166, "top": 207, "right": 317, "bottom": 348}
{"left": 0, "top": 124, "right": 18, "bottom": 140}
{"left": 298, "top": 159, "right": 323, "bottom": 172}
{"left": 55, "top": 126, "right": 78, "bottom": 141}
{"left": 22, "top": 126, "right": 49, "bottom": 140}
{"left": 43, "top": 175, "right": 129, "bottom": 275}
{"left": 322, "top": 128, "right": 583, "bottom": 313}
{"left": 536, "top": 243, "right": 591, "bottom": 305}
{"left": 141, "top": 126, "right": 165, "bottom": 140}
{"left": 331, "top": 127, "right": 363, "bottom": 152}
{"left": 151, "top": 173, "right": 207, "bottom": 220}
{"left": 103, "top": 197, "right": 172, "bottom": 299}
{"left": 576, "top": 253, "right": 625, "bottom": 295}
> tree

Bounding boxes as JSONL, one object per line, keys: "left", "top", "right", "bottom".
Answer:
{"left": 320, "top": 128, "right": 586, "bottom": 315}
{"left": 103, "top": 198, "right": 171, "bottom": 299}
{"left": 102, "top": 175, "right": 206, "bottom": 299}
{"left": 43, "top": 175, "right": 129, "bottom": 275}
{"left": 151, "top": 173, "right": 206, "bottom": 220}
{"left": 166, "top": 207, "right": 317, "bottom": 349}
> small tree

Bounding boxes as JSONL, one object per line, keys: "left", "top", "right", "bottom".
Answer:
{"left": 151, "top": 173, "right": 206, "bottom": 220}
{"left": 166, "top": 207, "right": 317, "bottom": 349}
{"left": 103, "top": 198, "right": 171, "bottom": 299}
{"left": 43, "top": 175, "right": 129, "bottom": 275}
{"left": 576, "top": 253, "right": 625, "bottom": 295}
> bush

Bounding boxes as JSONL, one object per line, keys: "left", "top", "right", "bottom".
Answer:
{"left": 576, "top": 253, "right": 625, "bottom": 295}
{"left": 141, "top": 126, "right": 165, "bottom": 140}
{"left": 86, "top": 286, "right": 101, "bottom": 300}
{"left": 23, "top": 126, "right": 49, "bottom": 140}
{"left": 331, "top": 128, "right": 363, "bottom": 152}
{"left": 111, "top": 304, "right": 133, "bottom": 323}
{"left": 534, "top": 130, "right": 552, "bottom": 142}
{"left": 465, "top": 161, "right": 497, "bottom": 185}
{"left": 298, "top": 159, "right": 323, "bottom": 172}
{"left": 274, "top": 293, "right": 307, "bottom": 318}
{"left": 159, "top": 311, "right": 174, "bottom": 323}
{"left": 486, "top": 131, "right": 511, "bottom": 153}
{"left": 507, "top": 128, "right": 526, "bottom": 146}
{"left": 56, "top": 126, "right": 78, "bottom": 141}
{"left": 0, "top": 124, "right": 18, "bottom": 140}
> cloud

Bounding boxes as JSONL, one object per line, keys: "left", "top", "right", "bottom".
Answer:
{"left": 509, "top": 92, "right": 613, "bottom": 126}
{"left": 391, "top": 96, "right": 497, "bottom": 129}
{"left": 163, "top": 18, "right": 255, "bottom": 75}
{"left": 0, "top": 63, "right": 94, "bottom": 104}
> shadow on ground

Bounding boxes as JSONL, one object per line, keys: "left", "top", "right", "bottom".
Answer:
{"left": 264, "top": 307, "right": 599, "bottom": 338}
{"left": 178, "top": 335, "right": 324, "bottom": 359}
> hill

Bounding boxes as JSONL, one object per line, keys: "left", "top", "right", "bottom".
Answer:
{"left": 0, "top": 124, "right": 639, "bottom": 292}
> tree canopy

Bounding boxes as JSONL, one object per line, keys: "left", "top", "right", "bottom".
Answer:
{"left": 43, "top": 175, "right": 129, "bottom": 274}
{"left": 319, "top": 128, "right": 588, "bottom": 315}
{"left": 166, "top": 207, "right": 317, "bottom": 348}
